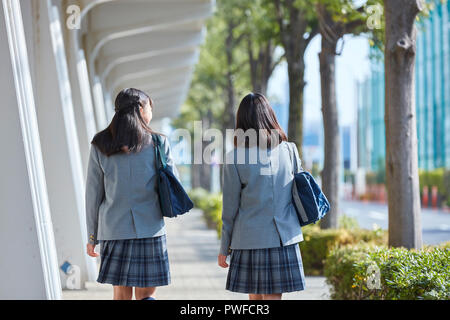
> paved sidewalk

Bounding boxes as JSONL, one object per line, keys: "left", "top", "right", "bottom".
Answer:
{"left": 63, "top": 209, "right": 330, "bottom": 300}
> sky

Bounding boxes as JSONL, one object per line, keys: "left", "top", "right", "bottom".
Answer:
{"left": 267, "top": 34, "right": 372, "bottom": 127}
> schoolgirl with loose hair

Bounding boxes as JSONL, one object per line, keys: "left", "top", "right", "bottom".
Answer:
{"left": 219, "top": 92, "right": 306, "bottom": 300}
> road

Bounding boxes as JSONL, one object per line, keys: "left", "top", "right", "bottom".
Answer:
{"left": 342, "top": 200, "right": 450, "bottom": 245}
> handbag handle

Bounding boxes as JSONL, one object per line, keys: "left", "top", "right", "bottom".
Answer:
{"left": 152, "top": 134, "right": 167, "bottom": 170}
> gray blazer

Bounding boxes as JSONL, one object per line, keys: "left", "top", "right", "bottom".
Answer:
{"left": 219, "top": 141, "right": 303, "bottom": 255}
{"left": 85, "top": 135, "right": 178, "bottom": 245}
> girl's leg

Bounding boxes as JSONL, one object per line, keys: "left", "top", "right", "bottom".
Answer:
{"left": 262, "top": 293, "right": 282, "bottom": 300}
{"left": 113, "top": 285, "right": 133, "bottom": 300}
{"left": 249, "top": 294, "right": 264, "bottom": 300}
{"left": 135, "top": 287, "right": 156, "bottom": 300}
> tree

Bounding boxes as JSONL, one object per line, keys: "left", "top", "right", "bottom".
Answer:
{"left": 316, "top": 0, "right": 369, "bottom": 229}
{"left": 216, "top": 0, "right": 250, "bottom": 133}
{"left": 241, "top": 0, "right": 284, "bottom": 96}
{"left": 271, "top": 0, "right": 318, "bottom": 158}
{"left": 172, "top": 1, "right": 251, "bottom": 189}
{"left": 171, "top": 71, "right": 219, "bottom": 190}
{"left": 172, "top": 17, "right": 225, "bottom": 191}
{"left": 384, "top": 0, "right": 423, "bottom": 249}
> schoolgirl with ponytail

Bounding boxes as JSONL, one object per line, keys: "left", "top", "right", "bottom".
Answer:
{"left": 86, "top": 88, "right": 178, "bottom": 300}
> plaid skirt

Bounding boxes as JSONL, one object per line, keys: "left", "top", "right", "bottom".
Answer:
{"left": 97, "top": 235, "right": 170, "bottom": 288}
{"left": 226, "top": 243, "right": 306, "bottom": 294}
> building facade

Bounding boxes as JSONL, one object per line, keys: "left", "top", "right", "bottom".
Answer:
{"left": 357, "top": 0, "right": 450, "bottom": 172}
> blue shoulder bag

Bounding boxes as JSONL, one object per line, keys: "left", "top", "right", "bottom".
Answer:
{"left": 152, "top": 134, "right": 193, "bottom": 218}
{"left": 288, "top": 142, "right": 330, "bottom": 226}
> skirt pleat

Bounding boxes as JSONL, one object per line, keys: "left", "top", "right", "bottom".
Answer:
{"left": 97, "top": 235, "right": 170, "bottom": 288}
{"left": 226, "top": 243, "right": 305, "bottom": 294}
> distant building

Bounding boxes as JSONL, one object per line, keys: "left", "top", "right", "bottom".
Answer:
{"left": 271, "top": 102, "right": 289, "bottom": 134}
{"left": 341, "top": 125, "right": 352, "bottom": 170}
{"left": 357, "top": 59, "right": 385, "bottom": 172}
{"left": 357, "top": 0, "right": 450, "bottom": 171}
{"left": 303, "top": 119, "right": 324, "bottom": 169}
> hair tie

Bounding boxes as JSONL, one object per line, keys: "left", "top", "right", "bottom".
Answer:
{"left": 115, "top": 100, "right": 140, "bottom": 113}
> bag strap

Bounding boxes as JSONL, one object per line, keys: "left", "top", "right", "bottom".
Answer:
{"left": 288, "top": 142, "right": 303, "bottom": 173}
{"left": 287, "top": 142, "right": 295, "bottom": 174}
{"left": 152, "top": 134, "right": 167, "bottom": 170}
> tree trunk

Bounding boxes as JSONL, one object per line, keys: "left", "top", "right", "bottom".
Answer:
{"left": 191, "top": 164, "right": 200, "bottom": 189}
{"left": 287, "top": 55, "right": 305, "bottom": 159}
{"left": 384, "top": 0, "right": 422, "bottom": 249}
{"left": 223, "top": 23, "right": 236, "bottom": 132}
{"left": 224, "top": 69, "right": 236, "bottom": 130}
{"left": 248, "top": 40, "right": 274, "bottom": 96}
{"left": 258, "top": 41, "right": 273, "bottom": 96}
{"left": 191, "top": 163, "right": 211, "bottom": 191}
{"left": 315, "top": 2, "right": 366, "bottom": 229}
{"left": 319, "top": 38, "right": 340, "bottom": 229}
{"left": 273, "top": 0, "right": 318, "bottom": 160}
{"left": 191, "top": 112, "right": 212, "bottom": 191}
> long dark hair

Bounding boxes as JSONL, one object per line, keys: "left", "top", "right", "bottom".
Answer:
{"left": 234, "top": 92, "right": 287, "bottom": 148}
{"left": 92, "top": 88, "right": 157, "bottom": 156}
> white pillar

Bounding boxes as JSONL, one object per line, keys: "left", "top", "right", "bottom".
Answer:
{"left": 0, "top": 0, "right": 61, "bottom": 299}
{"left": 104, "top": 90, "right": 115, "bottom": 123}
{"left": 26, "top": 0, "right": 97, "bottom": 287}
{"left": 66, "top": 34, "right": 98, "bottom": 177}
{"left": 91, "top": 75, "right": 108, "bottom": 130}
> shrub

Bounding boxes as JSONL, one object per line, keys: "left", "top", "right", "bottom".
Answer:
{"left": 188, "top": 188, "right": 223, "bottom": 238}
{"left": 188, "top": 188, "right": 210, "bottom": 207}
{"left": 444, "top": 170, "right": 450, "bottom": 206}
{"left": 324, "top": 243, "right": 450, "bottom": 300}
{"left": 419, "top": 168, "right": 450, "bottom": 207}
{"left": 419, "top": 168, "right": 446, "bottom": 196}
{"left": 311, "top": 162, "right": 320, "bottom": 178}
{"left": 200, "top": 193, "right": 223, "bottom": 238}
{"left": 299, "top": 222, "right": 387, "bottom": 276}
{"left": 428, "top": 168, "right": 445, "bottom": 195}
{"left": 365, "top": 171, "right": 377, "bottom": 186}
{"left": 338, "top": 214, "right": 359, "bottom": 230}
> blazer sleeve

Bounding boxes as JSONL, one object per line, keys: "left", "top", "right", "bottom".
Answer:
{"left": 162, "top": 135, "right": 180, "bottom": 179}
{"left": 290, "top": 142, "right": 303, "bottom": 173}
{"left": 219, "top": 159, "right": 241, "bottom": 256}
{"left": 85, "top": 145, "right": 105, "bottom": 245}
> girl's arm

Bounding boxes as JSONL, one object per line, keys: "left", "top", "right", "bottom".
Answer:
{"left": 162, "top": 135, "right": 180, "bottom": 179}
{"left": 85, "top": 145, "right": 105, "bottom": 245}
{"left": 219, "top": 159, "right": 241, "bottom": 256}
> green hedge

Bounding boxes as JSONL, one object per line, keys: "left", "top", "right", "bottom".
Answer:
{"left": 419, "top": 169, "right": 450, "bottom": 206}
{"left": 299, "top": 222, "right": 387, "bottom": 276}
{"left": 324, "top": 243, "right": 450, "bottom": 300}
{"left": 419, "top": 168, "right": 445, "bottom": 194}
{"left": 364, "top": 168, "right": 450, "bottom": 207}
{"left": 188, "top": 187, "right": 210, "bottom": 206}
{"left": 444, "top": 171, "right": 450, "bottom": 206}
{"left": 188, "top": 188, "right": 223, "bottom": 238}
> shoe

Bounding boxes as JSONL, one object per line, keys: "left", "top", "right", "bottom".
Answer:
{"left": 141, "top": 296, "right": 156, "bottom": 300}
